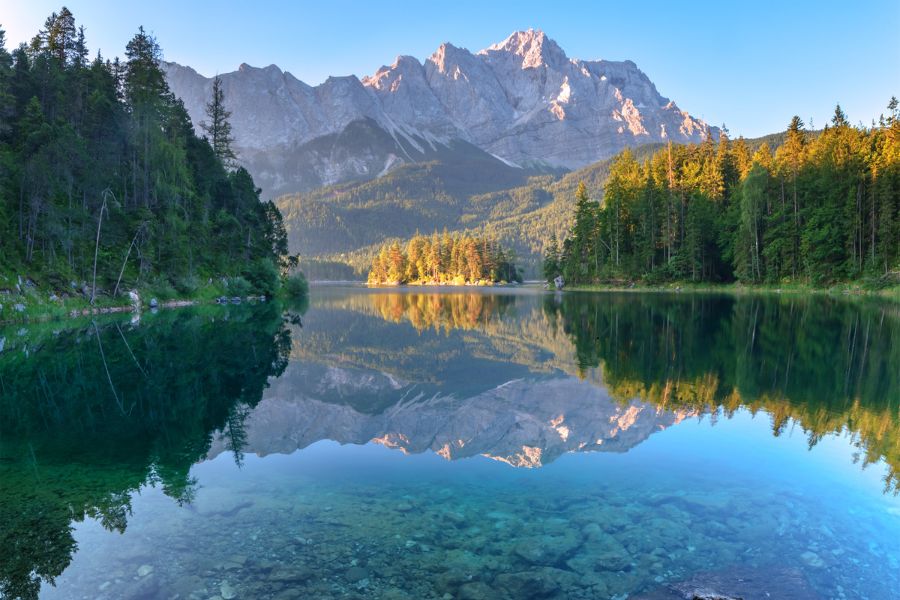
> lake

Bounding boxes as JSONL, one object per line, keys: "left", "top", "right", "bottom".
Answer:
{"left": 1, "top": 286, "right": 898, "bottom": 600}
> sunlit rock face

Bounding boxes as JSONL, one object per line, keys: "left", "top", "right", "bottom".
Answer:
{"left": 163, "top": 29, "right": 714, "bottom": 196}
{"left": 207, "top": 364, "right": 695, "bottom": 467}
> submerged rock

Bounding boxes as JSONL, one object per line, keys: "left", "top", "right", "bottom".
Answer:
{"left": 513, "top": 532, "right": 582, "bottom": 566}
{"left": 799, "top": 550, "right": 825, "bottom": 568}
{"left": 268, "top": 566, "right": 314, "bottom": 583}
{"left": 494, "top": 567, "right": 576, "bottom": 598}
{"left": 220, "top": 581, "right": 238, "bottom": 599}
{"left": 458, "top": 581, "right": 495, "bottom": 600}
{"left": 345, "top": 566, "right": 369, "bottom": 583}
{"left": 634, "top": 565, "right": 820, "bottom": 600}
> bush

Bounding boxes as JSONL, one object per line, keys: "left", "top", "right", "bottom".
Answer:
{"left": 283, "top": 271, "right": 309, "bottom": 299}
{"left": 145, "top": 280, "right": 178, "bottom": 301}
{"left": 242, "top": 259, "right": 280, "bottom": 296}
{"left": 226, "top": 276, "right": 252, "bottom": 297}
{"left": 173, "top": 275, "right": 199, "bottom": 295}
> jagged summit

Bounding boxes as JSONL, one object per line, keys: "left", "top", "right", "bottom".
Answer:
{"left": 480, "top": 28, "right": 569, "bottom": 68}
{"left": 162, "top": 30, "right": 715, "bottom": 196}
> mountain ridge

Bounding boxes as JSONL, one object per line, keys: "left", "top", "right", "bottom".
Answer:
{"left": 163, "top": 29, "right": 716, "bottom": 197}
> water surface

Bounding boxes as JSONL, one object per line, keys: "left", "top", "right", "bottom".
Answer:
{"left": 1, "top": 288, "right": 898, "bottom": 600}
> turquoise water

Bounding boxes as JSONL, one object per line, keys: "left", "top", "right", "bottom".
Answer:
{"left": 1, "top": 287, "right": 898, "bottom": 599}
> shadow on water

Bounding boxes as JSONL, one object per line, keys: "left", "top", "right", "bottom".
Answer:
{"left": 0, "top": 302, "right": 297, "bottom": 600}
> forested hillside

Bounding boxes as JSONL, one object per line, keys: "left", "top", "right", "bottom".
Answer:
{"left": 0, "top": 8, "right": 288, "bottom": 312}
{"left": 549, "top": 107, "right": 900, "bottom": 285}
{"left": 281, "top": 136, "right": 783, "bottom": 279}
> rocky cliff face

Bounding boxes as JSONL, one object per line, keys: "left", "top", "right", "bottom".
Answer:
{"left": 163, "top": 29, "right": 714, "bottom": 197}
{"left": 207, "top": 364, "right": 694, "bottom": 467}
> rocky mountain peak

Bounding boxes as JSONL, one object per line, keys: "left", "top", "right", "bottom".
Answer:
{"left": 163, "top": 30, "right": 716, "bottom": 196}
{"left": 481, "top": 28, "right": 568, "bottom": 69}
{"left": 363, "top": 55, "right": 424, "bottom": 89}
{"left": 428, "top": 42, "right": 475, "bottom": 75}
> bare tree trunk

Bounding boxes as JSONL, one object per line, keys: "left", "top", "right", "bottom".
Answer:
{"left": 91, "top": 189, "right": 112, "bottom": 305}
{"left": 113, "top": 223, "right": 143, "bottom": 297}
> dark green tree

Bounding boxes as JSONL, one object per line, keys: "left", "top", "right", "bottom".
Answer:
{"left": 201, "top": 74, "right": 236, "bottom": 168}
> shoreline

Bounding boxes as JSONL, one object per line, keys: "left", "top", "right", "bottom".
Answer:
{"left": 0, "top": 291, "right": 299, "bottom": 327}
{"left": 561, "top": 281, "right": 900, "bottom": 301}
{"left": 0, "top": 298, "right": 208, "bottom": 327}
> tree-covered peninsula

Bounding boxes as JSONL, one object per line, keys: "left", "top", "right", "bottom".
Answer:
{"left": 546, "top": 108, "right": 900, "bottom": 288}
{"left": 0, "top": 8, "right": 295, "bottom": 320}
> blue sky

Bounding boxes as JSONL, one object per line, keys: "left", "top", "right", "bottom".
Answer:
{"left": 1, "top": 0, "right": 898, "bottom": 137}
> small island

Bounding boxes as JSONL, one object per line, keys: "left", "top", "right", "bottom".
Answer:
{"left": 367, "top": 233, "right": 522, "bottom": 285}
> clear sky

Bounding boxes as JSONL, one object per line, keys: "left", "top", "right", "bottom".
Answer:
{"left": 1, "top": 0, "right": 898, "bottom": 138}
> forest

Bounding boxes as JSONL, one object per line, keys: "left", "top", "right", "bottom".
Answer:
{"left": 0, "top": 8, "right": 291, "bottom": 307}
{"left": 545, "top": 107, "right": 900, "bottom": 286}
{"left": 368, "top": 233, "right": 522, "bottom": 285}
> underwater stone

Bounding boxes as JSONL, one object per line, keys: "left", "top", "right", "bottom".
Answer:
{"left": 458, "top": 581, "right": 495, "bottom": 600}
{"left": 272, "top": 590, "right": 305, "bottom": 600}
{"left": 581, "top": 522, "right": 603, "bottom": 539}
{"left": 800, "top": 551, "right": 825, "bottom": 568}
{"left": 268, "top": 565, "right": 314, "bottom": 583}
{"left": 220, "top": 581, "right": 237, "bottom": 599}
{"left": 494, "top": 568, "right": 573, "bottom": 598}
{"left": 345, "top": 566, "right": 369, "bottom": 583}
{"left": 513, "top": 532, "right": 582, "bottom": 566}
{"left": 585, "top": 535, "right": 632, "bottom": 571}
{"left": 442, "top": 511, "right": 467, "bottom": 527}
{"left": 136, "top": 564, "right": 153, "bottom": 577}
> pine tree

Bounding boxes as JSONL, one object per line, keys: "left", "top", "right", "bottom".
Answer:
{"left": 201, "top": 75, "right": 237, "bottom": 168}
{"left": 543, "top": 234, "right": 560, "bottom": 282}
{"left": 564, "top": 181, "right": 599, "bottom": 283}
{"left": 832, "top": 104, "right": 849, "bottom": 128}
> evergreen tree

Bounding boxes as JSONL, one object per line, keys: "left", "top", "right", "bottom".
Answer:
{"left": 543, "top": 234, "right": 560, "bottom": 282}
{"left": 201, "top": 74, "right": 236, "bottom": 168}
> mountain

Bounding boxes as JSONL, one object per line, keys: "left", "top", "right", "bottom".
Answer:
{"left": 163, "top": 29, "right": 715, "bottom": 198}
{"left": 207, "top": 367, "right": 694, "bottom": 467}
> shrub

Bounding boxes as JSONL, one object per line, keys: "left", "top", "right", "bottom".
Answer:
{"left": 283, "top": 271, "right": 309, "bottom": 299}
{"left": 174, "top": 275, "right": 199, "bottom": 295}
{"left": 242, "top": 259, "right": 280, "bottom": 296}
{"left": 145, "top": 280, "right": 177, "bottom": 301}
{"left": 226, "top": 276, "right": 252, "bottom": 297}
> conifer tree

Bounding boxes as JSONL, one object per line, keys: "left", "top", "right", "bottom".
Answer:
{"left": 201, "top": 74, "right": 237, "bottom": 168}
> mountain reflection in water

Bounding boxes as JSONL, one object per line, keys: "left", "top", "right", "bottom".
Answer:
{"left": 244, "top": 289, "right": 898, "bottom": 486}
{"left": 0, "top": 287, "right": 897, "bottom": 600}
